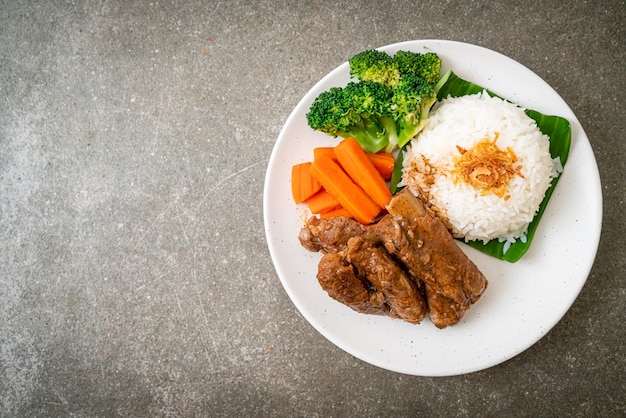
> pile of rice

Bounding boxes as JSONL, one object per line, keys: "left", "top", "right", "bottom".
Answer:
{"left": 402, "top": 91, "right": 561, "bottom": 248}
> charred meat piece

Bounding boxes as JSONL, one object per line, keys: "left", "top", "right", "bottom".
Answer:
{"left": 382, "top": 189, "right": 488, "bottom": 307}
{"left": 347, "top": 236, "right": 428, "bottom": 324}
{"left": 299, "top": 216, "right": 365, "bottom": 253}
{"left": 424, "top": 285, "right": 469, "bottom": 329}
{"left": 317, "top": 252, "right": 391, "bottom": 316}
{"left": 372, "top": 214, "right": 471, "bottom": 328}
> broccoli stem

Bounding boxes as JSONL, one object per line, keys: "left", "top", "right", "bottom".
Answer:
{"left": 376, "top": 116, "right": 399, "bottom": 153}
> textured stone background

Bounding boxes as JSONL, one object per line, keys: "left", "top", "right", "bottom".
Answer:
{"left": 1, "top": 1, "right": 624, "bottom": 416}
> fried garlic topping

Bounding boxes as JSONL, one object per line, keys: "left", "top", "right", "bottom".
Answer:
{"left": 453, "top": 133, "right": 523, "bottom": 199}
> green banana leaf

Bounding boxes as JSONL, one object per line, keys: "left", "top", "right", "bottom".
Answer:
{"left": 429, "top": 72, "right": 572, "bottom": 262}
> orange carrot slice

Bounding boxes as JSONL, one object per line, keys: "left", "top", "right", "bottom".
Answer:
{"left": 309, "top": 154, "right": 381, "bottom": 224}
{"left": 306, "top": 189, "right": 341, "bottom": 214}
{"left": 291, "top": 162, "right": 321, "bottom": 204}
{"left": 319, "top": 207, "right": 353, "bottom": 219}
{"left": 313, "top": 147, "right": 337, "bottom": 161}
{"left": 368, "top": 152, "right": 395, "bottom": 181}
{"left": 333, "top": 137, "right": 392, "bottom": 208}
{"left": 315, "top": 146, "right": 394, "bottom": 180}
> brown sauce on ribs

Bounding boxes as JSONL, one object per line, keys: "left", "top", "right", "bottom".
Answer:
{"left": 298, "top": 189, "right": 488, "bottom": 329}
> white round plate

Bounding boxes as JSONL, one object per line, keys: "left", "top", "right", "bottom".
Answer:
{"left": 263, "top": 40, "right": 602, "bottom": 376}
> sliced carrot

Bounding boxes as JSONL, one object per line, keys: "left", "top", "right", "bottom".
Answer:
{"left": 313, "top": 147, "right": 337, "bottom": 161}
{"left": 306, "top": 189, "right": 341, "bottom": 214}
{"left": 368, "top": 152, "right": 395, "bottom": 181}
{"left": 333, "top": 137, "right": 392, "bottom": 208}
{"left": 320, "top": 207, "right": 353, "bottom": 219}
{"left": 291, "top": 162, "right": 321, "bottom": 204}
{"left": 309, "top": 154, "right": 381, "bottom": 224}
{"left": 314, "top": 146, "right": 393, "bottom": 179}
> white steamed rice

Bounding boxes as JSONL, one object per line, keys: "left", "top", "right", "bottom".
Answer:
{"left": 402, "top": 91, "right": 560, "bottom": 246}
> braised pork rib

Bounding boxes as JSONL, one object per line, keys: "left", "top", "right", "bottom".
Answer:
{"left": 299, "top": 189, "right": 488, "bottom": 328}
{"left": 316, "top": 251, "right": 392, "bottom": 317}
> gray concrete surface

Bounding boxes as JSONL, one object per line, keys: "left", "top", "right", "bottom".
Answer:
{"left": 1, "top": 0, "right": 624, "bottom": 416}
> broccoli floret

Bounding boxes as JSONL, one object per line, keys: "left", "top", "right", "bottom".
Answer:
{"left": 348, "top": 49, "right": 401, "bottom": 88}
{"left": 309, "top": 49, "right": 452, "bottom": 153}
{"left": 390, "top": 69, "right": 453, "bottom": 148}
{"left": 390, "top": 74, "right": 438, "bottom": 148}
{"left": 306, "top": 81, "right": 398, "bottom": 153}
{"left": 392, "top": 50, "right": 443, "bottom": 85}
{"left": 350, "top": 49, "right": 444, "bottom": 87}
